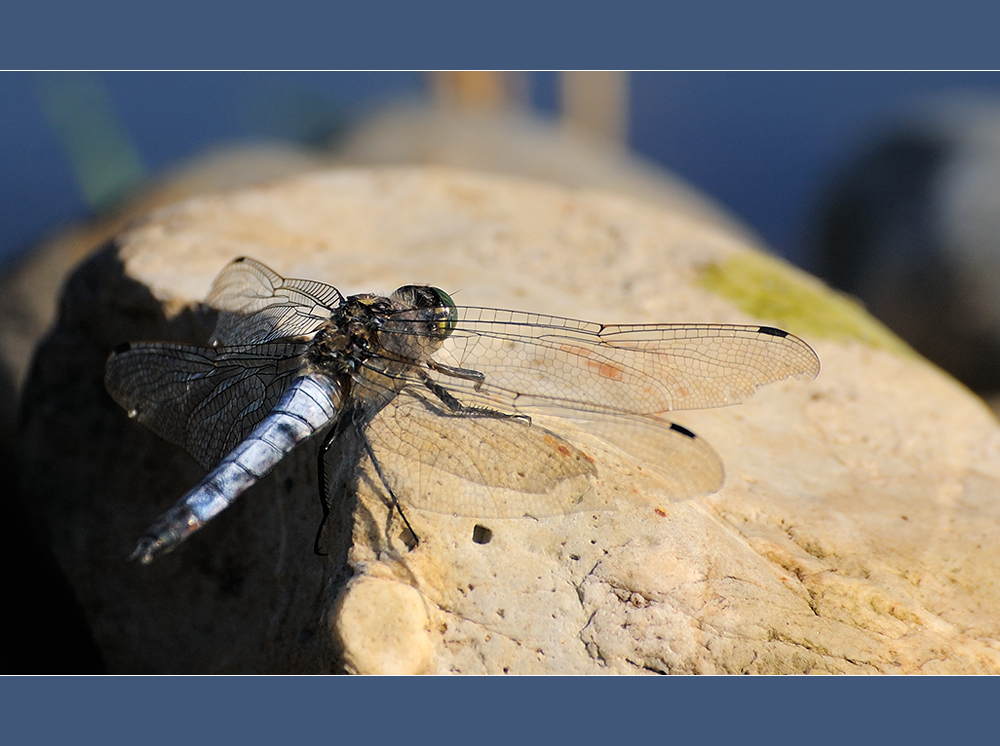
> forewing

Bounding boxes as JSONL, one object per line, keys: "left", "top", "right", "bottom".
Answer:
{"left": 406, "top": 308, "right": 820, "bottom": 417}
{"left": 206, "top": 257, "right": 344, "bottom": 346}
{"left": 105, "top": 341, "right": 310, "bottom": 469}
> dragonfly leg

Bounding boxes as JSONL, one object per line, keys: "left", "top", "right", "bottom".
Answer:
{"left": 313, "top": 417, "right": 351, "bottom": 556}
{"left": 426, "top": 358, "right": 485, "bottom": 391}
{"left": 421, "top": 375, "right": 532, "bottom": 425}
{"left": 358, "top": 434, "right": 420, "bottom": 548}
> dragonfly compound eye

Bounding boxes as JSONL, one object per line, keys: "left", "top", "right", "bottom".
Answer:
{"left": 393, "top": 285, "right": 459, "bottom": 339}
{"left": 428, "top": 287, "right": 458, "bottom": 338}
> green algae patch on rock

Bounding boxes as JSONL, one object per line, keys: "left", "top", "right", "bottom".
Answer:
{"left": 696, "top": 252, "right": 915, "bottom": 359}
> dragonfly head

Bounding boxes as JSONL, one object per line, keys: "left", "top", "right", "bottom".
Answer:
{"left": 390, "top": 285, "right": 459, "bottom": 340}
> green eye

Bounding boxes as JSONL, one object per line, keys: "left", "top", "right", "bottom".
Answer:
{"left": 430, "top": 287, "right": 458, "bottom": 337}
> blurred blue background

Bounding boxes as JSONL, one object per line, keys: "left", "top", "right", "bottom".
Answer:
{"left": 6, "top": 71, "right": 1000, "bottom": 270}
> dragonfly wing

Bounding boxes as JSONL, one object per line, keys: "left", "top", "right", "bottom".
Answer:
{"left": 105, "top": 341, "right": 310, "bottom": 469}
{"left": 359, "top": 383, "right": 599, "bottom": 518}
{"left": 567, "top": 412, "right": 724, "bottom": 495}
{"left": 414, "top": 308, "right": 820, "bottom": 417}
{"left": 206, "top": 257, "right": 344, "bottom": 346}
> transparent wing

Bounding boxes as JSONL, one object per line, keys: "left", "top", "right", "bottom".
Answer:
{"left": 359, "top": 383, "right": 601, "bottom": 518}
{"left": 384, "top": 307, "right": 820, "bottom": 418}
{"left": 206, "top": 257, "right": 345, "bottom": 346}
{"left": 105, "top": 340, "right": 310, "bottom": 469}
{"left": 350, "top": 362, "right": 723, "bottom": 517}
{"left": 565, "top": 412, "right": 724, "bottom": 495}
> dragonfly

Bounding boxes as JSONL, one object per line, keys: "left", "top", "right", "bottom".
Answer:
{"left": 105, "top": 257, "right": 820, "bottom": 564}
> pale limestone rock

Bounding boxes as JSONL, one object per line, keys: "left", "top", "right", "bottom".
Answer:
{"left": 20, "top": 166, "right": 1000, "bottom": 674}
{"left": 332, "top": 576, "right": 434, "bottom": 675}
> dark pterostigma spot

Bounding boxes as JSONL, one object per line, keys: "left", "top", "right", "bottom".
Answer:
{"left": 669, "top": 423, "right": 697, "bottom": 439}
{"left": 757, "top": 326, "right": 788, "bottom": 338}
{"left": 113, "top": 342, "right": 132, "bottom": 354}
{"left": 472, "top": 524, "right": 493, "bottom": 544}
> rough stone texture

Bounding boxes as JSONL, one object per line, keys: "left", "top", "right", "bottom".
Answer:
{"left": 19, "top": 166, "right": 1000, "bottom": 674}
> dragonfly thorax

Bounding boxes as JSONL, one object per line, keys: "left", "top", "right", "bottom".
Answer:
{"left": 305, "top": 294, "right": 390, "bottom": 376}
{"left": 304, "top": 285, "right": 458, "bottom": 380}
